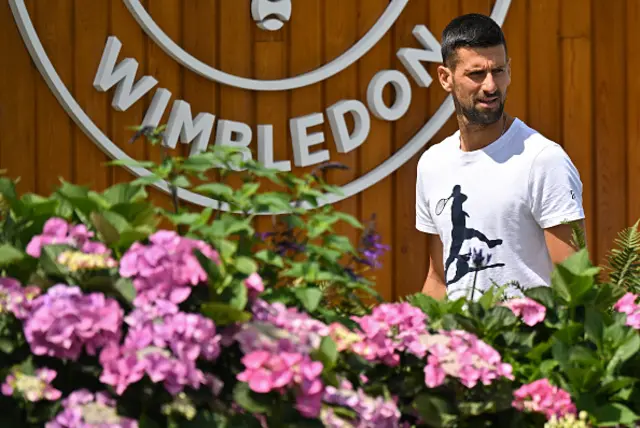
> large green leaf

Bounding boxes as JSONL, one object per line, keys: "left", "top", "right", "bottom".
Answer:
{"left": 607, "top": 333, "right": 640, "bottom": 375}
{"left": 294, "top": 287, "right": 323, "bottom": 312}
{"left": 232, "top": 382, "right": 271, "bottom": 415}
{"left": 592, "top": 403, "right": 639, "bottom": 427}
{"left": 585, "top": 307, "right": 604, "bottom": 349}
{"left": 524, "top": 286, "right": 555, "bottom": 308}
{"left": 254, "top": 250, "right": 284, "bottom": 268}
{"left": 411, "top": 393, "right": 454, "bottom": 428}
{"left": 102, "top": 183, "right": 148, "bottom": 205}
{"left": 0, "top": 244, "right": 25, "bottom": 266}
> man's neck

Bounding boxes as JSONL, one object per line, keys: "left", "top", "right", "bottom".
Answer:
{"left": 458, "top": 113, "right": 512, "bottom": 152}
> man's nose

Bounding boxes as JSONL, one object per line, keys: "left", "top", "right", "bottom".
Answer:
{"left": 482, "top": 73, "right": 498, "bottom": 94}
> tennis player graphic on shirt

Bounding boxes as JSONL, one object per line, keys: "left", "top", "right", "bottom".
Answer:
{"left": 438, "top": 184, "right": 504, "bottom": 285}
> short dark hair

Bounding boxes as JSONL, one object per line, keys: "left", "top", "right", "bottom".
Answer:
{"left": 441, "top": 13, "right": 507, "bottom": 68}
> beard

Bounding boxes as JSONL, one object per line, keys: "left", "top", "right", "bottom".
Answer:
{"left": 452, "top": 91, "right": 506, "bottom": 126}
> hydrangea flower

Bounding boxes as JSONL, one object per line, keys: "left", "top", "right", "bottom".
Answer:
{"left": 99, "top": 301, "right": 221, "bottom": 396}
{"left": 46, "top": 389, "right": 138, "bottom": 428}
{"left": 420, "top": 330, "right": 514, "bottom": 389}
{"left": 1, "top": 367, "right": 61, "bottom": 402}
{"left": 349, "top": 302, "right": 429, "bottom": 366}
{"left": 512, "top": 378, "right": 576, "bottom": 420}
{"left": 26, "top": 218, "right": 109, "bottom": 258}
{"left": 57, "top": 251, "right": 117, "bottom": 272}
{"left": 0, "top": 277, "right": 41, "bottom": 320}
{"left": 501, "top": 297, "right": 547, "bottom": 326}
{"left": 244, "top": 272, "right": 264, "bottom": 300}
{"left": 23, "top": 285, "right": 123, "bottom": 361}
{"left": 613, "top": 292, "right": 640, "bottom": 329}
{"left": 321, "top": 379, "right": 401, "bottom": 428}
{"left": 119, "top": 230, "right": 220, "bottom": 307}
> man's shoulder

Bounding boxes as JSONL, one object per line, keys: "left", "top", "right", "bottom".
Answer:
{"left": 514, "top": 119, "right": 567, "bottom": 161}
{"left": 417, "top": 132, "right": 458, "bottom": 170}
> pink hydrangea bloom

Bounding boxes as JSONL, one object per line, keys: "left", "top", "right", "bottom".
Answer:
{"left": 502, "top": 297, "right": 547, "bottom": 326}
{"left": 512, "top": 378, "right": 576, "bottom": 420}
{"left": 245, "top": 272, "right": 264, "bottom": 300}
{"left": 613, "top": 293, "right": 640, "bottom": 329}
{"left": 99, "top": 301, "right": 221, "bottom": 396}
{"left": 420, "top": 330, "right": 513, "bottom": 389}
{"left": 0, "top": 277, "right": 41, "bottom": 320}
{"left": 321, "top": 379, "right": 401, "bottom": 428}
{"left": 23, "top": 285, "right": 123, "bottom": 361}
{"left": 2, "top": 367, "right": 61, "bottom": 402}
{"left": 119, "top": 230, "right": 220, "bottom": 307}
{"left": 349, "top": 302, "right": 429, "bottom": 366}
{"left": 26, "top": 218, "right": 109, "bottom": 258}
{"left": 46, "top": 389, "right": 138, "bottom": 428}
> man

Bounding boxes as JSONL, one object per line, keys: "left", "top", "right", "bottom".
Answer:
{"left": 415, "top": 13, "right": 585, "bottom": 301}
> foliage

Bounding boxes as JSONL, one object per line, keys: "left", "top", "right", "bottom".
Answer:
{"left": 1, "top": 126, "right": 640, "bottom": 427}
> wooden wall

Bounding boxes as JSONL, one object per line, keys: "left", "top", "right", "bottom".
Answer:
{"left": 0, "top": 0, "right": 637, "bottom": 301}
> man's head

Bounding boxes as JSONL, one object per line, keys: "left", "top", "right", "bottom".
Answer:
{"left": 437, "top": 14, "right": 510, "bottom": 126}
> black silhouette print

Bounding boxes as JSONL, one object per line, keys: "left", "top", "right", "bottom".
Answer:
{"left": 438, "top": 185, "right": 505, "bottom": 285}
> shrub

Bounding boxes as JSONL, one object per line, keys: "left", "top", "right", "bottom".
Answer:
{"left": 0, "top": 127, "right": 639, "bottom": 427}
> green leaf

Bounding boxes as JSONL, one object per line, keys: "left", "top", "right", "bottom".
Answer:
{"left": 102, "top": 183, "right": 148, "bottom": 205}
{"left": 585, "top": 307, "right": 604, "bottom": 349}
{"left": 57, "top": 180, "right": 101, "bottom": 214}
{"left": 0, "top": 244, "right": 25, "bottom": 266}
{"left": 294, "top": 287, "right": 323, "bottom": 312}
{"left": 40, "top": 244, "right": 73, "bottom": 276}
{"left": 607, "top": 333, "right": 640, "bottom": 374}
{"left": 193, "top": 183, "right": 234, "bottom": 199}
{"left": 592, "top": 403, "right": 639, "bottom": 426}
{"left": 312, "top": 336, "right": 338, "bottom": 371}
{"left": 0, "top": 338, "right": 16, "bottom": 354}
{"left": 240, "top": 182, "right": 261, "bottom": 197}
{"left": 201, "top": 302, "right": 252, "bottom": 326}
{"left": 194, "top": 249, "right": 224, "bottom": 290}
{"left": 333, "top": 212, "right": 363, "bottom": 229}
{"left": 232, "top": 382, "right": 270, "bottom": 414}
{"left": 412, "top": 393, "right": 454, "bottom": 428}
{"left": 254, "top": 250, "right": 284, "bottom": 268}
{"left": 90, "top": 212, "right": 124, "bottom": 244}
{"left": 524, "top": 286, "right": 555, "bottom": 308}
{"left": 484, "top": 306, "right": 518, "bottom": 331}
{"left": 235, "top": 257, "right": 258, "bottom": 275}
{"left": 182, "top": 153, "right": 216, "bottom": 172}
{"left": 114, "top": 278, "right": 136, "bottom": 304}
{"left": 109, "top": 159, "right": 157, "bottom": 168}
{"left": 223, "top": 280, "right": 248, "bottom": 311}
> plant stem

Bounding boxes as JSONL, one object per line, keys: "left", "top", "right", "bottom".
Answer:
{"left": 471, "top": 271, "right": 479, "bottom": 301}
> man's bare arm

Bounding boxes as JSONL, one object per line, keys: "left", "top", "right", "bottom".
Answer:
{"left": 422, "top": 233, "right": 447, "bottom": 300}
{"left": 543, "top": 219, "right": 586, "bottom": 265}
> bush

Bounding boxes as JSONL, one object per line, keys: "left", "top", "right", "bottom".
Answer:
{"left": 0, "top": 127, "right": 639, "bottom": 427}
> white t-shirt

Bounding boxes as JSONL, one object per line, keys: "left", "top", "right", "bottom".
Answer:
{"left": 415, "top": 118, "right": 585, "bottom": 301}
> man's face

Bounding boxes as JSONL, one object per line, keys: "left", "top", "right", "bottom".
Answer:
{"left": 439, "top": 45, "right": 511, "bottom": 126}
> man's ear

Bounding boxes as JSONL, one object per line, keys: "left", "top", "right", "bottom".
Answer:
{"left": 437, "top": 65, "right": 453, "bottom": 93}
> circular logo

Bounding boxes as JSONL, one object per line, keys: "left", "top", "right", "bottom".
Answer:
{"left": 9, "top": 0, "right": 512, "bottom": 213}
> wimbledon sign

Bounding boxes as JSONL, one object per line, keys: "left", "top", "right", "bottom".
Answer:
{"left": 9, "top": 0, "right": 512, "bottom": 211}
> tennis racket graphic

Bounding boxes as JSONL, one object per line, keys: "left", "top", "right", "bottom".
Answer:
{"left": 435, "top": 196, "right": 451, "bottom": 215}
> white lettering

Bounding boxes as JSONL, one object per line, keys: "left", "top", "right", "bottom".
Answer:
{"left": 216, "top": 120, "right": 253, "bottom": 170}
{"left": 164, "top": 100, "right": 215, "bottom": 156}
{"left": 291, "top": 113, "right": 330, "bottom": 167}
{"left": 396, "top": 25, "right": 442, "bottom": 88}
{"left": 367, "top": 70, "right": 412, "bottom": 121}
{"left": 251, "top": 0, "right": 292, "bottom": 31}
{"left": 141, "top": 88, "right": 172, "bottom": 128}
{"left": 258, "top": 125, "right": 291, "bottom": 171}
{"left": 93, "top": 36, "right": 158, "bottom": 112}
{"left": 326, "top": 100, "right": 371, "bottom": 153}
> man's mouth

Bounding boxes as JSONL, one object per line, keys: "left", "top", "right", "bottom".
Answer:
{"left": 477, "top": 97, "right": 499, "bottom": 108}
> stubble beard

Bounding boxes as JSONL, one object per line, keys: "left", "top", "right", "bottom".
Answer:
{"left": 453, "top": 92, "right": 506, "bottom": 127}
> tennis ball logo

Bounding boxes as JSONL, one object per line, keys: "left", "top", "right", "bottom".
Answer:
{"left": 251, "top": 0, "right": 292, "bottom": 31}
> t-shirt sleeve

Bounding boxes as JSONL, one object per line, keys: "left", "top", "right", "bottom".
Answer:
{"left": 415, "top": 156, "right": 438, "bottom": 234}
{"left": 529, "top": 143, "right": 585, "bottom": 228}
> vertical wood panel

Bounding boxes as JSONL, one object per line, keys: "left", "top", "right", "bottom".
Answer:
{"left": 502, "top": 0, "right": 528, "bottom": 122}
{"left": 0, "top": 1, "right": 36, "bottom": 193}
{"left": 594, "top": 0, "right": 627, "bottom": 265}
{"left": 73, "top": 0, "right": 111, "bottom": 191}
{"left": 560, "top": 0, "right": 595, "bottom": 259}
{"left": 110, "top": 0, "right": 148, "bottom": 184}
{"left": 627, "top": 0, "right": 640, "bottom": 227}
{"left": 324, "top": 0, "right": 359, "bottom": 256}
{"left": 391, "top": 1, "right": 432, "bottom": 299}
{"left": 34, "top": 1, "right": 74, "bottom": 194}
{"left": 528, "top": 1, "right": 561, "bottom": 143}
{"left": 359, "top": 0, "right": 393, "bottom": 300}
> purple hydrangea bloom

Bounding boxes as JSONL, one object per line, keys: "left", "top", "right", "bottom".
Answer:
{"left": 119, "top": 231, "right": 220, "bottom": 307}
{"left": 2, "top": 367, "right": 61, "bottom": 402}
{"left": 26, "top": 218, "right": 109, "bottom": 258}
{"left": 99, "top": 301, "right": 221, "bottom": 396}
{"left": 24, "top": 285, "right": 123, "bottom": 361}
{"left": 0, "top": 277, "right": 41, "bottom": 320}
{"left": 46, "top": 389, "right": 138, "bottom": 428}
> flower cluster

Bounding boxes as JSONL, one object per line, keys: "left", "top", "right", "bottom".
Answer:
{"left": 24, "top": 285, "right": 123, "bottom": 360}
{"left": 2, "top": 367, "right": 61, "bottom": 402}
{"left": 512, "top": 378, "right": 576, "bottom": 420}
{"left": 321, "top": 379, "right": 401, "bottom": 428}
{"left": 0, "top": 277, "right": 40, "bottom": 320}
{"left": 502, "top": 297, "right": 547, "bottom": 326}
{"left": 544, "top": 411, "right": 590, "bottom": 428}
{"left": 26, "top": 217, "right": 109, "bottom": 258}
{"left": 57, "top": 250, "right": 117, "bottom": 272}
{"left": 99, "top": 300, "right": 221, "bottom": 396}
{"left": 349, "top": 302, "right": 429, "bottom": 366}
{"left": 238, "top": 350, "right": 325, "bottom": 417}
{"left": 119, "top": 230, "right": 220, "bottom": 307}
{"left": 46, "top": 389, "right": 138, "bottom": 428}
{"left": 420, "top": 330, "right": 514, "bottom": 389}
{"left": 613, "top": 292, "right": 640, "bottom": 329}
